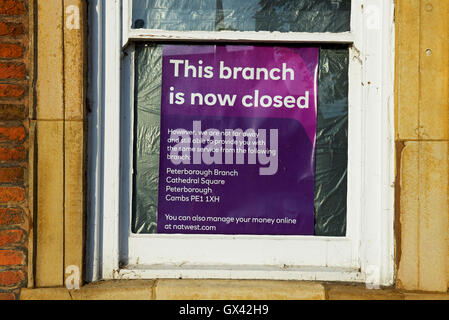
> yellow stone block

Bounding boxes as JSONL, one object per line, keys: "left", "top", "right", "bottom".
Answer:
{"left": 155, "top": 280, "right": 325, "bottom": 300}
{"left": 70, "top": 280, "right": 155, "bottom": 300}
{"left": 36, "top": 121, "right": 65, "bottom": 288}
{"left": 419, "top": 0, "right": 449, "bottom": 140}
{"left": 64, "top": 121, "right": 85, "bottom": 287}
{"left": 36, "top": 0, "right": 64, "bottom": 120}
{"left": 326, "top": 285, "right": 403, "bottom": 300}
{"left": 395, "top": 0, "right": 449, "bottom": 140}
{"left": 395, "top": 0, "right": 420, "bottom": 140}
{"left": 21, "top": 288, "right": 72, "bottom": 301}
{"left": 21, "top": 281, "right": 155, "bottom": 300}
{"left": 418, "top": 142, "right": 448, "bottom": 292}
{"left": 397, "top": 142, "right": 419, "bottom": 290}
{"left": 403, "top": 292, "right": 449, "bottom": 301}
{"left": 64, "top": 0, "right": 86, "bottom": 120}
{"left": 397, "top": 141, "right": 449, "bottom": 292}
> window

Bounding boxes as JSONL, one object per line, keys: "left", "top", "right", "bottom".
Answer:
{"left": 87, "top": 0, "right": 395, "bottom": 285}
{"left": 132, "top": 44, "right": 349, "bottom": 237}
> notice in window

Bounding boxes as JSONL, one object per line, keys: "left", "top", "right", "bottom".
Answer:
{"left": 157, "top": 44, "right": 319, "bottom": 235}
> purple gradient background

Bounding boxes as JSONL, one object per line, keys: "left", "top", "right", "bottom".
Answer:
{"left": 157, "top": 45, "right": 319, "bottom": 235}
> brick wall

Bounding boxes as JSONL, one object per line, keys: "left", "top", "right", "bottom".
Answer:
{"left": 0, "top": 0, "right": 29, "bottom": 300}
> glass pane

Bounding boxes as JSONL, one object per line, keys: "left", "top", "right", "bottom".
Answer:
{"left": 132, "top": 0, "right": 351, "bottom": 33}
{"left": 314, "top": 47, "right": 348, "bottom": 236}
{"left": 133, "top": 45, "right": 162, "bottom": 234}
{"left": 132, "top": 43, "right": 348, "bottom": 236}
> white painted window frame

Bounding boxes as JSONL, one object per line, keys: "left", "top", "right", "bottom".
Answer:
{"left": 87, "top": 0, "right": 395, "bottom": 286}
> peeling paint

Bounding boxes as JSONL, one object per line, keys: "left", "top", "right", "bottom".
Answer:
{"left": 394, "top": 140, "right": 405, "bottom": 279}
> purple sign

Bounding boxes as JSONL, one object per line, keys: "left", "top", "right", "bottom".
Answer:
{"left": 157, "top": 45, "right": 319, "bottom": 235}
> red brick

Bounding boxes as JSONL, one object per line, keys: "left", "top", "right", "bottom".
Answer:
{"left": 0, "top": 43, "right": 23, "bottom": 59}
{"left": 0, "top": 146, "right": 26, "bottom": 161}
{"left": 0, "top": 270, "right": 25, "bottom": 287}
{"left": 0, "top": 22, "right": 24, "bottom": 36}
{"left": 0, "top": 249, "right": 24, "bottom": 265}
{"left": 0, "top": 292, "right": 15, "bottom": 300}
{"left": 0, "top": 167, "right": 23, "bottom": 183}
{"left": 0, "top": 126, "right": 25, "bottom": 143}
{"left": 0, "top": 84, "right": 24, "bottom": 98}
{"left": 0, "top": 104, "right": 26, "bottom": 120}
{"left": 0, "top": 0, "right": 26, "bottom": 15}
{"left": 0, "top": 63, "right": 25, "bottom": 79}
{"left": 0, "top": 208, "right": 23, "bottom": 225}
{"left": 0, "top": 229, "right": 24, "bottom": 247}
{"left": 0, "top": 187, "right": 25, "bottom": 202}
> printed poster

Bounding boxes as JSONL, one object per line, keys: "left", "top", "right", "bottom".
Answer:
{"left": 157, "top": 45, "right": 319, "bottom": 235}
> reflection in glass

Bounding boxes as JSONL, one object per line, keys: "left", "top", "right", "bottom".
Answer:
{"left": 132, "top": 0, "right": 351, "bottom": 33}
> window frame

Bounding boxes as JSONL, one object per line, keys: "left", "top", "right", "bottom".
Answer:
{"left": 87, "top": 0, "right": 396, "bottom": 286}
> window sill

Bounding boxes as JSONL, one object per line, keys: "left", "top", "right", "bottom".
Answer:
{"left": 20, "top": 280, "right": 449, "bottom": 300}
